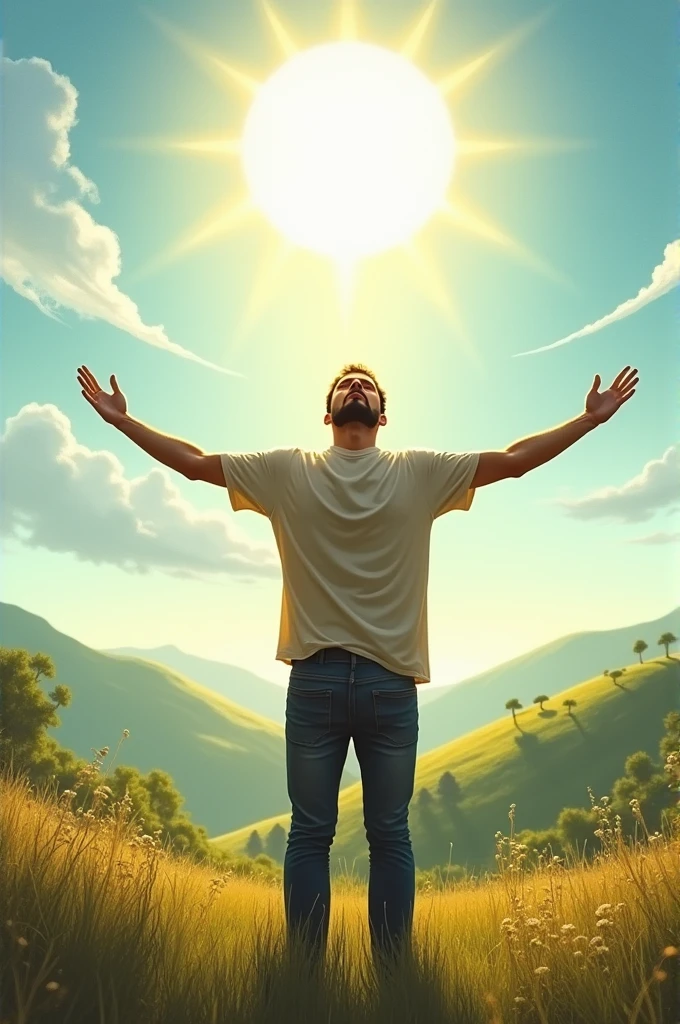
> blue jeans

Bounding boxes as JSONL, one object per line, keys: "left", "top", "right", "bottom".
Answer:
{"left": 283, "top": 647, "right": 419, "bottom": 969}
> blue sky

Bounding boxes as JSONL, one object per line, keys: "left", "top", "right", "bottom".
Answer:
{"left": 2, "top": 0, "right": 677, "bottom": 688}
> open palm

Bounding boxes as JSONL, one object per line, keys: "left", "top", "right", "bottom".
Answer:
{"left": 77, "top": 364, "right": 127, "bottom": 425}
{"left": 585, "top": 365, "right": 638, "bottom": 424}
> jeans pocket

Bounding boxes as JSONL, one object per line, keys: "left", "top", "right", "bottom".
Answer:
{"left": 286, "top": 686, "right": 332, "bottom": 747}
{"left": 373, "top": 689, "right": 419, "bottom": 747}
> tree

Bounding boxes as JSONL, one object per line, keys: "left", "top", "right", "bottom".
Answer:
{"left": 556, "top": 807, "right": 599, "bottom": 852}
{"left": 245, "top": 830, "right": 263, "bottom": 858}
{"left": 562, "top": 699, "right": 577, "bottom": 716}
{"left": 264, "top": 823, "right": 287, "bottom": 863}
{"left": 417, "top": 787, "right": 434, "bottom": 809}
{"left": 603, "top": 669, "right": 609, "bottom": 676}
{"left": 623, "top": 751, "right": 655, "bottom": 784}
{"left": 533, "top": 695, "right": 550, "bottom": 711}
{"left": 658, "top": 632, "right": 678, "bottom": 658}
{"left": 505, "top": 698, "right": 522, "bottom": 727}
{"left": 609, "top": 669, "right": 624, "bottom": 687}
{"left": 0, "top": 647, "right": 69, "bottom": 769}
{"left": 437, "top": 771, "right": 463, "bottom": 805}
{"left": 0, "top": 645, "right": 212, "bottom": 862}
{"left": 633, "top": 640, "right": 648, "bottom": 664}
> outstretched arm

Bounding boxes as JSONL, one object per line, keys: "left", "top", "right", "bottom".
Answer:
{"left": 470, "top": 365, "right": 639, "bottom": 488}
{"left": 77, "top": 364, "right": 223, "bottom": 483}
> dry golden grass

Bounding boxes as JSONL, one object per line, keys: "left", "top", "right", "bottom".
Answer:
{"left": 1, "top": 759, "right": 679, "bottom": 1024}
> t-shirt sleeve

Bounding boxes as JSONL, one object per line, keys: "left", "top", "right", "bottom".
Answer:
{"left": 219, "top": 448, "right": 294, "bottom": 517}
{"left": 420, "top": 450, "right": 480, "bottom": 518}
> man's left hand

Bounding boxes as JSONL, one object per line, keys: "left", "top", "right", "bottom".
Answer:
{"left": 585, "top": 365, "right": 639, "bottom": 425}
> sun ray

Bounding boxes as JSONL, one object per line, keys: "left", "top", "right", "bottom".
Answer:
{"left": 131, "top": 198, "right": 255, "bottom": 283}
{"left": 338, "top": 0, "right": 359, "bottom": 40}
{"left": 438, "top": 8, "right": 552, "bottom": 98}
{"left": 334, "top": 259, "right": 360, "bottom": 324}
{"left": 400, "top": 238, "right": 483, "bottom": 370}
{"left": 440, "top": 197, "right": 573, "bottom": 289}
{"left": 228, "top": 237, "right": 295, "bottom": 353}
{"left": 456, "top": 137, "right": 590, "bottom": 159}
{"left": 144, "top": 10, "right": 260, "bottom": 96}
{"left": 262, "top": 2, "right": 298, "bottom": 58}
{"left": 105, "top": 136, "right": 241, "bottom": 157}
{"left": 400, "top": 0, "right": 438, "bottom": 61}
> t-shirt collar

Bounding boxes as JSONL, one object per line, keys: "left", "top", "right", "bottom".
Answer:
{"left": 328, "top": 445, "right": 379, "bottom": 457}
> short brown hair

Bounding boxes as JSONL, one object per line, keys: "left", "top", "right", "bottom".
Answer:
{"left": 325, "top": 363, "right": 386, "bottom": 414}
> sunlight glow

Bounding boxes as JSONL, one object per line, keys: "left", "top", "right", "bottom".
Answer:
{"left": 241, "top": 41, "right": 456, "bottom": 261}
{"left": 138, "top": 1, "right": 568, "bottom": 324}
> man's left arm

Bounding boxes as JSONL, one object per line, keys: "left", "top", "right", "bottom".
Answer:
{"left": 471, "top": 365, "right": 639, "bottom": 488}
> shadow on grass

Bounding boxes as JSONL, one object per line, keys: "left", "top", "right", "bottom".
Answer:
{"left": 538, "top": 709, "right": 558, "bottom": 719}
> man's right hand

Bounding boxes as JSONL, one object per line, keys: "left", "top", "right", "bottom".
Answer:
{"left": 77, "top": 365, "right": 127, "bottom": 426}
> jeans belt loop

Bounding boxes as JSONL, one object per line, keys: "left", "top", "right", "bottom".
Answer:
{"left": 318, "top": 648, "right": 326, "bottom": 664}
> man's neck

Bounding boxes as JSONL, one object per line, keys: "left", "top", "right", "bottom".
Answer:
{"left": 331, "top": 426, "right": 379, "bottom": 451}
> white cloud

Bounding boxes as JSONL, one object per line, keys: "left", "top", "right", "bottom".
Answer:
{"left": 513, "top": 240, "right": 680, "bottom": 356}
{"left": 0, "top": 404, "right": 279, "bottom": 580}
{"left": 554, "top": 444, "right": 680, "bottom": 523}
{"left": 628, "top": 531, "right": 680, "bottom": 545}
{"left": 2, "top": 57, "right": 239, "bottom": 376}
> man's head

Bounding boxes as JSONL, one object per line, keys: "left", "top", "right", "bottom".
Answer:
{"left": 324, "top": 363, "right": 387, "bottom": 446}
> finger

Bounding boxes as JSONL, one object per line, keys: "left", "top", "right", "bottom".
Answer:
{"left": 77, "top": 371, "right": 97, "bottom": 395}
{"left": 79, "top": 365, "right": 101, "bottom": 392}
{"left": 616, "top": 367, "right": 638, "bottom": 390}
{"left": 611, "top": 365, "right": 632, "bottom": 389}
{"left": 81, "top": 389, "right": 98, "bottom": 407}
{"left": 619, "top": 388, "right": 636, "bottom": 405}
{"left": 110, "top": 374, "right": 120, "bottom": 394}
{"left": 590, "top": 373, "right": 601, "bottom": 392}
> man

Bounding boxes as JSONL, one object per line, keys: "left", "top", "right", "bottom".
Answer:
{"left": 76, "top": 359, "right": 638, "bottom": 972}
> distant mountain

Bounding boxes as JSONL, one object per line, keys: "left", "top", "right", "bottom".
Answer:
{"left": 416, "top": 607, "right": 679, "bottom": 753}
{"left": 105, "top": 644, "right": 288, "bottom": 723}
{"left": 212, "top": 656, "right": 680, "bottom": 872}
{"left": 0, "top": 603, "right": 356, "bottom": 836}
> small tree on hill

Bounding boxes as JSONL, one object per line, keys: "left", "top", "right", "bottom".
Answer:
{"left": 505, "top": 698, "right": 522, "bottom": 727}
{"left": 603, "top": 669, "right": 609, "bottom": 677}
{"left": 609, "top": 669, "right": 624, "bottom": 687}
{"left": 264, "top": 823, "right": 287, "bottom": 863}
{"left": 533, "top": 694, "right": 550, "bottom": 711}
{"left": 562, "top": 699, "right": 577, "bottom": 716}
{"left": 658, "top": 632, "right": 678, "bottom": 658}
{"left": 437, "top": 770, "right": 463, "bottom": 806}
{"left": 633, "top": 640, "right": 648, "bottom": 664}
{"left": 246, "top": 830, "right": 264, "bottom": 858}
{"left": 417, "top": 787, "right": 434, "bottom": 809}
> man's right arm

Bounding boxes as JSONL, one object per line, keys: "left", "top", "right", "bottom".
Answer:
{"left": 115, "top": 415, "right": 225, "bottom": 486}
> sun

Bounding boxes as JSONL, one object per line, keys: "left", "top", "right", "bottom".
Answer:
{"left": 242, "top": 41, "right": 456, "bottom": 262}
{"left": 123, "top": 1, "right": 579, "bottom": 335}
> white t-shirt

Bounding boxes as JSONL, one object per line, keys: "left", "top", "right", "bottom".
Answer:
{"left": 220, "top": 446, "right": 479, "bottom": 683}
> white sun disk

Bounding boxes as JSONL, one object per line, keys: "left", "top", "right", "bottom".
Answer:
{"left": 241, "top": 42, "right": 456, "bottom": 262}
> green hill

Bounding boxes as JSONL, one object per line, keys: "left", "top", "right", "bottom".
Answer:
{"left": 416, "top": 606, "right": 679, "bottom": 752}
{"left": 210, "top": 657, "right": 680, "bottom": 871}
{"left": 0, "top": 603, "right": 356, "bottom": 836}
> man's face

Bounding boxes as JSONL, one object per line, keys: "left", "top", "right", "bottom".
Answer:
{"left": 327, "top": 373, "right": 383, "bottom": 429}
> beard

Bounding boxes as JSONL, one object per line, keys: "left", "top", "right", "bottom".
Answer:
{"left": 331, "top": 395, "right": 380, "bottom": 429}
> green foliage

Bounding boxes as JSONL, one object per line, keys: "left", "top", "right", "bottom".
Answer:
{"left": 245, "top": 829, "right": 264, "bottom": 858}
{"left": 632, "top": 640, "right": 648, "bottom": 663}
{"left": 264, "top": 823, "right": 287, "bottom": 862}
{"left": 533, "top": 694, "right": 550, "bottom": 710}
{"left": 0, "top": 645, "right": 212, "bottom": 861}
{"left": 436, "top": 771, "right": 462, "bottom": 805}
{"left": 658, "top": 632, "right": 678, "bottom": 657}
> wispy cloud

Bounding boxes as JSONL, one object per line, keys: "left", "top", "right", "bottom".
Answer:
{"left": 2, "top": 57, "right": 239, "bottom": 376}
{"left": 0, "top": 404, "right": 279, "bottom": 580}
{"left": 513, "top": 240, "right": 680, "bottom": 356}
{"left": 553, "top": 443, "right": 680, "bottom": 523}
{"left": 628, "top": 531, "right": 680, "bottom": 546}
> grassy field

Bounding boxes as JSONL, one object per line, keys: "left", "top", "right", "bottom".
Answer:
{"left": 2, "top": 762, "right": 679, "bottom": 1024}
{"left": 211, "top": 657, "right": 680, "bottom": 872}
